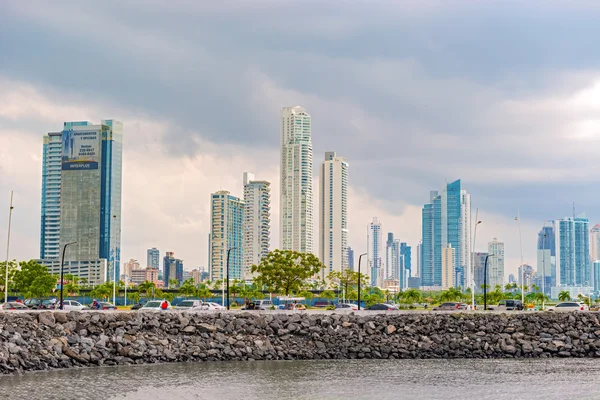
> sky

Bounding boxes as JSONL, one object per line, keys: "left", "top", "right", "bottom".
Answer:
{"left": 1, "top": 0, "right": 600, "bottom": 278}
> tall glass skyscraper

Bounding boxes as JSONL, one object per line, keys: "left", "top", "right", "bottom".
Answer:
{"left": 400, "top": 242, "right": 412, "bottom": 279}
{"left": 555, "top": 217, "right": 590, "bottom": 287}
{"left": 487, "top": 238, "right": 505, "bottom": 289}
{"left": 209, "top": 191, "right": 244, "bottom": 281}
{"left": 42, "top": 120, "right": 123, "bottom": 285}
{"left": 421, "top": 180, "right": 471, "bottom": 288}
{"left": 537, "top": 223, "right": 556, "bottom": 295}
{"left": 147, "top": 247, "right": 160, "bottom": 270}
{"left": 280, "top": 106, "right": 313, "bottom": 254}
{"left": 40, "top": 131, "right": 63, "bottom": 259}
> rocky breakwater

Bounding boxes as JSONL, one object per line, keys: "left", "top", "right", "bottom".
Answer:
{"left": 2, "top": 311, "right": 600, "bottom": 374}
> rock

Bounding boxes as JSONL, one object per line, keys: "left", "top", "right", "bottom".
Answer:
{"left": 385, "top": 325, "right": 397, "bottom": 335}
{"left": 54, "top": 313, "right": 68, "bottom": 323}
{"left": 38, "top": 313, "right": 56, "bottom": 327}
{"left": 198, "top": 324, "right": 218, "bottom": 333}
{"left": 182, "top": 326, "right": 196, "bottom": 333}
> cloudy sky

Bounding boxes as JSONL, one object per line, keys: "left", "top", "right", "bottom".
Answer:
{"left": 1, "top": 1, "right": 600, "bottom": 277}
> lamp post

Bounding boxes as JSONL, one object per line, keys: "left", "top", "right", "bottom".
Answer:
{"left": 59, "top": 241, "right": 77, "bottom": 310}
{"left": 226, "top": 247, "right": 236, "bottom": 310}
{"left": 357, "top": 253, "right": 367, "bottom": 310}
{"left": 124, "top": 275, "right": 128, "bottom": 307}
{"left": 471, "top": 212, "right": 482, "bottom": 310}
{"left": 515, "top": 208, "right": 524, "bottom": 303}
{"left": 4, "top": 191, "right": 14, "bottom": 304}
{"left": 483, "top": 254, "right": 492, "bottom": 311}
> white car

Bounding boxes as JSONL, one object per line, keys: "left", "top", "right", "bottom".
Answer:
{"left": 174, "top": 300, "right": 203, "bottom": 310}
{"left": 61, "top": 300, "right": 86, "bottom": 311}
{"left": 335, "top": 303, "right": 359, "bottom": 311}
{"left": 140, "top": 300, "right": 172, "bottom": 310}
{"left": 547, "top": 302, "right": 587, "bottom": 312}
{"left": 202, "top": 302, "right": 226, "bottom": 310}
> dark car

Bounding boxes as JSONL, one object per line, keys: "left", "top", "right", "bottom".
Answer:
{"left": 432, "top": 302, "right": 467, "bottom": 311}
{"left": 1, "top": 302, "right": 29, "bottom": 310}
{"left": 367, "top": 303, "right": 397, "bottom": 311}
{"left": 24, "top": 298, "right": 57, "bottom": 310}
{"left": 488, "top": 300, "right": 524, "bottom": 311}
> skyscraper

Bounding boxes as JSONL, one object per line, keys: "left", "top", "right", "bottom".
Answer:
{"left": 280, "top": 106, "right": 313, "bottom": 254}
{"left": 209, "top": 190, "right": 244, "bottom": 281}
{"left": 347, "top": 247, "right": 354, "bottom": 271}
{"left": 555, "top": 217, "right": 590, "bottom": 287}
{"left": 163, "top": 252, "right": 175, "bottom": 286}
{"left": 421, "top": 180, "right": 471, "bottom": 289}
{"left": 40, "top": 131, "right": 62, "bottom": 260}
{"left": 472, "top": 252, "right": 489, "bottom": 293}
{"left": 42, "top": 120, "right": 123, "bottom": 285}
{"left": 487, "top": 238, "right": 505, "bottom": 289}
{"left": 591, "top": 224, "right": 600, "bottom": 261}
{"left": 367, "top": 218, "right": 382, "bottom": 287}
{"left": 400, "top": 242, "right": 412, "bottom": 279}
{"left": 441, "top": 244, "right": 455, "bottom": 289}
{"left": 242, "top": 172, "right": 271, "bottom": 280}
{"left": 319, "top": 152, "right": 349, "bottom": 277}
{"left": 537, "top": 223, "right": 556, "bottom": 295}
{"left": 147, "top": 247, "right": 160, "bottom": 270}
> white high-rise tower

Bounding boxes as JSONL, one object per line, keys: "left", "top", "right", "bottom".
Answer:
{"left": 280, "top": 106, "right": 313, "bottom": 254}
{"left": 319, "top": 151, "right": 349, "bottom": 278}
{"left": 367, "top": 217, "right": 382, "bottom": 287}
{"left": 243, "top": 172, "right": 271, "bottom": 280}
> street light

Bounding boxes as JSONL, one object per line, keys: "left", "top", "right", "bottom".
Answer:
{"left": 226, "top": 247, "right": 237, "bottom": 310}
{"left": 4, "top": 191, "right": 14, "bottom": 304}
{"left": 59, "top": 241, "right": 77, "bottom": 310}
{"left": 483, "top": 254, "right": 493, "bottom": 311}
{"left": 471, "top": 211, "right": 482, "bottom": 310}
{"left": 357, "top": 253, "right": 367, "bottom": 310}
{"left": 515, "top": 208, "right": 524, "bottom": 304}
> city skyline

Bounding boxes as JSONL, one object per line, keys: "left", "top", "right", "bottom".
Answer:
{"left": 4, "top": 2, "right": 600, "bottom": 280}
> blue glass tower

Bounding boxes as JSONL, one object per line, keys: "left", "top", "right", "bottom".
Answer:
{"left": 556, "top": 217, "right": 590, "bottom": 287}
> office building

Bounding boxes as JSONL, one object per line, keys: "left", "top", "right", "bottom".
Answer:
{"left": 593, "top": 261, "right": 600, "bottom": 295}
{"left": 537, "top": 224, "right": 556, "bottom": 295}
{"left": 42, "top": 120, "right": 123, "bottom": 285}
{"left": 347, "top": 247, "right": 355, "bottom": 271}
{"left": 488, "top": 238, "right": 505, "bottom": 289}
{"left": 441, "top": 244, "right": 455, "bottom": 289}
{"left": 40, "top": 131, "right": 62, "bottom": 260}
{"left": 147, "top": 248, "right": 160, "bottom": 270}
{"left": 400, "top": 242, "right": 412, "bottom": 278}
{"left": 123, "top": 259, "right": 140, "bottom": 278}
{"left": 163, "top": 252, "right": 184, "bottom": 286}
{"left": 209, "top": 191, "right": 244, "bottom": 281}
{"left": 367, "top": 218, "right": 382, "bottom": 287}
{"left": 472, "top": 252, "right": 489, "bottom": 294}
{"left": 591, "top": 224, "right": 600, "bottom": 261}
{"left": 130, "top": 268, "right": 160, "bottom": 286}
{"left": 508, "top": 274, "right": 516, "bottom": 284}
{"left": 385, "top": 233, "right": 407, "bottom": 289}
{"left": 421, "top": 179, "right": 471, "bottom": 288}
{"left": 242, "top": 172, "right": 271, "bottom": 280}
{"left": 555, "top": 217, "right": 591, "bottom": 287}
{"left": 319, "top": 152, "right": 349, "bottom": 278}
{"left": 280, "top": 106, "right": 313, "bottom": 254}
{"left": 518, "top": 264, "right": 535, "bottom": 289}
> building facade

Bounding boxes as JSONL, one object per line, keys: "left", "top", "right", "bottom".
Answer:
{"left": 421, "top": 180, "right": 471, "bottom": 289}
{"left": 147, "top": 248, "right": 160, "bottom": 270}
{"left": 210, "top": 191, "right": 244, "bottom": 281}
{"left": 367, "top": 218, "right": 382, "bottom": 287}
{"left": 123, "top": 259, "right": 140, "bottom": 278}
{"left": 555, "top": 217, "right": 591, "bottom": 288}
{"left": 319, "top": 152, "right": 349, "bottom": 278}
{"left": 591, "top": 224, "right": 600, "bottom": 261}
{"left": 400, "top": 242, "right": 412, "bottom": 279}
{"left": 441, "top": 244, "right": 455, "bottom": 290}
{"left": 130, "top": 268, "right": 159, "bottom": 285}
{"left": 487, "top": 238, "right": 505, "bottom": 289}
{"left": 347, "top": 247, "right": 354, "bottom": 271}
{"left": 42, "top": 120, "right": 123, "bottom": 284}
{"left": 40, "top": 131, "right": 62, "bottom": 260}
{"left": 280, "top": 106, "right": 313, "bottom": 254}
{"left": 242, "top": 172, "right": 271, "bottom": 280}
{"left": 537, "top": 224, "right": 556, "bottom": 295}
{"left": 472, "top": 252, "right": 490, "bottom": 294}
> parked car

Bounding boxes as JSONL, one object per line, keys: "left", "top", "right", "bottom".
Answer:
{"left": 174, "top": 300, "right": 203, "bottom": 310}
{"left": 282, "top": 303, "right": 306, "bottom": 310}
{"left": 96, "top": 302, "right": 117, "bottom": 311}
{"left": 383, "top": 303, "right": 399, "bottom": 310}
{"left": 130, "top": 303, "right": 145, "bottom": 310}
{"left": 202, "top": 302, "right": 226, "bottom": 311}
{"left": 488, "top": 299, "right": 524, "bottom": 311}
{"left": 140, "top": 300, "right": 171, "bottom": 310}
{"left": 244, "top": 300, "right": 273, "bottom": 310}
{"left": 335, "top": 303, "right": 359, "bottom": 311}
{"left": 24, "top": 298, "right": 58, "bottom": 310}
{"left": 548, "top": 302, "right": 588, "bottom": 312}
{"left": 60, "top": 300, "right": 87, "bottom": 311}
{"left": 589, "top": 303, "right": 600, "bottom": 312}
{"left": 367, "top": 303, "right": 397, "bottom": 311}
{"left": 1, "top": 302, "right": 29, "bottom": 310}
{"left": 432, "top": 302, "right": 468, "bottom": 311}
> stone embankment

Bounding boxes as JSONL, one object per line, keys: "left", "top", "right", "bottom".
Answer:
{"left": 2, "top": 311, "right": 600, "bottom": 373}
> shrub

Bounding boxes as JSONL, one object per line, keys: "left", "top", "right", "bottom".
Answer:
{"left": 325, "top": 305, "right": 335, "bottom": 310}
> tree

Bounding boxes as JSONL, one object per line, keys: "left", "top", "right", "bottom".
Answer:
{"left": 251, "top": 250, "right": 324, "bottom": 296}
{"left": 13, "top": 260, "right": 57, "bottom": 298}
{"left": 0, "top": 260, "right": 19, "bottom": 298}
{"left": 327, "top": 269, "right": 369, "bottom": 298}
{"left": 168, "top": 278, "right": 179, "bottom": 289}
{"left": 196, "top": 286, "right": 213, "bottom": 301}
{"left": 298, "top": 290, "right": 314, "bottom": 304}
{"left": 138, "top": 280, "right": 156, "bottom": 299}
{"left": 128, "top": 291, "right": 141, "bottom": 304}
{"left": 91, "top": 283, "right": 112, "bottom": 301}
{"left": 320, "top": 290, "right": 336, "bottom": 304}
{"left": 400, "top": 288, "right": 422, "bottom": 305}
{"left": 558, "top": 290, "right": 571, "bottom": 302}
{"left": 179, "top": 279, "right": 196, "bottom": 298}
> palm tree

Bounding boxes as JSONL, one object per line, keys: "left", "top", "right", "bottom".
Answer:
{"left": 320, "top": 290, "right": 336, "bottom": 305}
{"left": 401, "top": 288, "right": 422, "bottom": 306}
{"left": 178, "top": 281, "right": 196, "bottom": 298}
{"left": 558, "top": 290, "right": 571, "bottom": 302}
{"left": 505, "top": 283, "right": 513, "bottom": 292}
{"left": 196, "top": 287, "right": 213, "bottom": 302}
{"left": 138, "top": 280, "right": 156, "bottom": 299}
{"left": 168, "top": 279, "right": 179, "bottom": 289}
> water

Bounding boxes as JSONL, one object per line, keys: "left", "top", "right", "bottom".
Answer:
{"left": 2, "top": 359, "right": 600, "bottom": 400}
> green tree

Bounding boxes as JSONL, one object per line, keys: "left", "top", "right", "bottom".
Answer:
{"left": 168, "top": 278, "right": 179, "bottom": 289}
{"left": 13, "top": 260, "right": 57, "bottom": 298}
{"left": 327, "top": 269, "right": 369, "bottom": 298}
{"left": 91, "top": 283, "right": 112, "bottom": 301}
{"left": 128, "top": 291, "right": 141, "bottom": 304}
{"left": 400, "top": 288, "right": 422, "bottom": 305}
{"left": 251, "top": 250, "right": 324, "bottom": 296}
{"left": 0, "top": 260, "right": 19, "bottom": 298}
{"left": 558, "top": 290, "right": 571, "bottom": 302}
{"left": 196, "top": 286, "right": 213, "bottom": 301}
{"left": 178, "top": 279, "right": 196, "bottom": 298}
{"left": 298, "top": 290, "right": 314, "bottom": 304}
{"left": 320, "top": 289, "right": 336, "bottom": 304}
{"left": 138, "top": 280, "right": 156, "bottom": 299}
